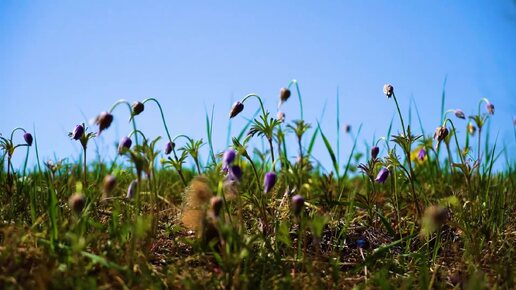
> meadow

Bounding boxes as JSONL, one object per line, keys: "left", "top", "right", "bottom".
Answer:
{"left": 0, "top": 82, "right": 514, "bottom": 289}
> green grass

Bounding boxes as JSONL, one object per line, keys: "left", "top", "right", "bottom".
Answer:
{"left": 0, "top": 83, "right": 515, "bottom": 289}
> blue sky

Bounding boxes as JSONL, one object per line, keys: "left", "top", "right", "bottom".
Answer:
{"left": 1, "top": 1, "right": 515, "bottom": 171}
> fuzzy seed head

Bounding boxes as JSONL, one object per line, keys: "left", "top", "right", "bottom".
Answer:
{"left": 229, "top": 101, "right": 244, "bottom": 118}
{"left": 467, "top": 123, "right": 476, "bottom": 136}
{"left": 383, "top": 84, "right": 394, "bottom": 98}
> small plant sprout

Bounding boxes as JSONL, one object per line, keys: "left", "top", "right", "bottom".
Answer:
{"left": 126, "top": 179, "right": 138, "bottom": 199}
{"left": 291, "top": 194, "right": 305, "bottom": 216}
{"left": 263, "top": 171, "right": 277, "bottom": 193}
{"left": 69, "top": 193, "right": 86, "bottom": 216}
{"left": 375, "top": 167, "right": 390, "bottom": 184}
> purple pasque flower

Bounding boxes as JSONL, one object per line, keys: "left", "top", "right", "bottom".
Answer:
{"left": 375, "top": 167, "right": 390, "bottom": 184}
{"left": 23, "top": 132, "right": 33, "bottom": 146}
{"left": 291, "top": 194, "right": 305, "bottom": 216}
{"left": 418, "top": 148, "right": 426, "bottom": 161}
{"left": 70, "top": 124, "right": 84, "bottom": 140}
{"left": 263, "top": 171, "right": 277, "bottom": 193}
{"left": 228, "top": 165, "right": 242, "bottom": 181}
{"left": 126, "top": 179, "right": 138, "bottom": 199}
{"left": 95, "top": 111, "right": 114, "bottom": 135}
{"left": 371, "top": 146, "right": 380, "bottom": 159}
{"left": 486, "top": 102, "right": 495, "bottom": 115}
{"left": 229, "top": 101, "right": 244, "bottom": 118}
{"left": 118, "top": 136, "right": 132, "bottom": 154}
{"left": 222, "top": 148, "right": 236, "bottom": 169}
{"left": 454, "top": 109, "right": 465, "bottom": 119}
{"left": 131, "top": 101, "right": 145, "bottom": 116}
{"left": 164, "top": 141, "right": 175, "bottom": 155}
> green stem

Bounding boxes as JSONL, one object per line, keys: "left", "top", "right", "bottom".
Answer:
{"left": 241, "top": 94, "right": 267, "bottom": 120}
{"left": 109, "top": 99, "right": 139, "bottom": 147}
{"left": 287, "top": 79, "right": 304, "bottom": 120}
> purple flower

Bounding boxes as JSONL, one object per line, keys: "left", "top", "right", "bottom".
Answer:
{"left": 486, "top": 102, "right": 495, "bottom": 115}
{"left": 418, "top": 148, "right": 426, "bottom": 161}
{"left": 126, "top": 179, "right": 138, "bottom": 199}
{"left": 164, "top": 141, "right": 175, "bottom": 155}
{"left": 23, "top": 132, "right": 33, "bottom": 146}
{"left": 454, "top": 109, "right": 465, "bottom": 119}
{"left": 223, "top": 149, "right": 236, "bottom": 169}
{"left": 263, "top": 172, "right": 277, "bottom": 193}
{"left": 228, "top": 165, "right": 242, "bottom": 181}
{"left": 371, "top": 146, "right": 379, "bottom": 159}
{"left": 95, "top": 111, "right": 114, "bottom": 135}
{"left": 375, "top": 167, "right": 390, "bottom": 184}
{"left": 291, "top": 194, "right": 305, "bottom": 216}
{"left": 70, "top": 124, "right": 84, "bottom": 140}
{"left": 118, "top": 136, "right": 132, "bottom": 154}
{"left": 229, "top": 101, "right": 244, "bottom": 118}
{"left": 131, "top": 101, "right": 145, "bottom": 116}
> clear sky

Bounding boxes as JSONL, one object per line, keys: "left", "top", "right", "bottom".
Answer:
{"left": 1, "top": 1, "right": 515, "bottom": 171}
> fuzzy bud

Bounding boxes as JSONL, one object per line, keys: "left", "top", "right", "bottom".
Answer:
{"left": 383, "top": 84, "right": 394, "bottom": 98}
{"left": 276, "top": 111, "right": 286, "bottom": 123}
{"left": 228, "top": 165, "right": 242, "bottom": 181}
{"left": 486, "top": 102, "right": 495, "bottom": 115}
{"left": 103, "top": 175, "right": 116, "bottom": 194}
{"left": 375, "top": 167, "right": 389, "bottom": 184}
{"left": 23, "top": 132, "right": 33, "bottom": 146}
{"left": 434, "top": 126, "right": 449, "bottom": 143}
{"left": 229, "top": 101, "right": 244, "bottom": 118}
{"left": 371, "top": 146, "right": 380, "bottom": 159}
{"left": 69, "top": 193, "right": 86, "bottom": 215}
{"left": 222, "top": 149, "right": 236, "bottom": 169}
{"left": 279, "top": 87, "right": 291, "bottom": 103}
{"left": 263, "top": 172, "right": 277, "bottom": 193}
{"left": 70, "top": 124, "right": 84, "bottom": 140}
{"left": 131, "top": 101, "right": 145, "bottom": 116}
{"left": 164, "top": 141, "right": 175, "bottom": 155}
{"left": 454, "top": 109, "right": 465, "bottom": 119}
{"left": 418, "top": 148, "right": 426, "bottom": 161}
{"left": 467, "top": 123, "right": 476, "bottom": 136}
{"left": 291, "top": 194, "right": 305, "bottom": 216}
{"left": 118, "top": 136, "right": 132, "bottom": 155}
{"left": 95, "top": 111, "right": 114, "bottom": 135}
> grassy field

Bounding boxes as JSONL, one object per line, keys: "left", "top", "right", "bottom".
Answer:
{"left": 0, "top": 82, "right": 515, "bottom": 289}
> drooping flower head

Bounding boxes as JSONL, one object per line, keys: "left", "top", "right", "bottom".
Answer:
{"left": 164, "top": 141, "right": 175, "bottom": 155}
{"left": 222, "top": 149, "right": 236, "bottom": 169}
{"left": 70, "top": 124, "right": 84, "bottom": 140}
{"left": 486, "top": 101, "right": 495, "bottom": 115}
{"left": 95, "top": 111, "right": 114, "bottom": 135}
{"left": 118, "top": 136, "right": 132, "bottom": 155}
{"left": 375, "top": 167, "right": 390, "bottom": 184}
{"left": 263, "top": 171, "right": 277, "bottom": 193}
{"left": 229, "top": 101, "right": 244, "bottom": 118}
{"left": 383, "top": 84, "right": 394, "bottom": 98}
{"left": 228, "top": 165, "right": 242, "bottom": 181}
{"left": 418, "top": 148, "right": 426, "bottom": 161}
{"left": 279, "top": 87, "right": 291, "bottom": 104}
{"left": 131, "top": 101, "right": 145, "bottom": 116}
{"left": 69, "top": 193, "right": 86, "bottom": 215}
{"left": 434, "top": 126, "right": 449, "bottom": 149}
{"left": 454, "top": 109, "right": 465, "bottom": 119}
{"left": 371, "top": 146, "right": 380, "bottom": 159}
{"left": 467, "top": 122, "right": 476, "bottom": 136}
{"left": 291, "top": 194, "right": 305, "bottom": 216}
{"left": 23, "top": 132, "right": 33, "bottom": 146}
{"left": 103, "top": 175, "right": 116, "bottom": 195}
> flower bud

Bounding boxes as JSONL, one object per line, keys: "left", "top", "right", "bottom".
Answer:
{"left": 118, "top": 136, "right": 132, "bottom": 155}
{"left": 291, "top": 194, "right": 305, "bottom": 216}
{"left": 229, "top": 101, "right": 244, "bottom": 118}
{"left": 23, "top": 132, "right": 33, "bottom": 146}
{"left": 126, "top": 179, "right": 138, "bottom": 199}
{"left": 95, "top": 111, "right": 114, "bottom": 135}
{"left": 222, "top": 149, "right": 236, "bottom": 169}
{"left": 164, "top": 141, "right": 175, "bottom": 155}
{"left": 279, "top": 87, "right": 291, "bottom": 103}
{"left": 131, "top": 101, "right": 145, "bottom": 116}
{"left": 103, "top": 175, "right": 116, "bottom": 194}
{"left": 486, "top": 102, "right": 495, "bottom": 115}
{"left": 375, "top": 167, "right": 389, "bottom": 184}
{"left": 276, "top": 111, "right": 286, "bottom": 123}
{"left": 418, "top": 148, "right": 426, "bottom": 161}
{"left": 371, "top": 146, "right": 380, "bottom": 159}
{"left": 434, "top": 126, "right": 449, "bottom": 143}
{"left": 344, "top": 124, "right": 351, "bottom": 133}
{"left": 70, "top": 124, "right": 84, "bottom": 140}
{"left": 467, "top": 122, "right": 476, "bottom": 136}
{"left": 383, "top": 84, "right": 394, "bottom": 98}
{"left": 263, "top": 171, "right": 277, "bottom": 193}
{"left": 229, "top": 165, "right": 242, "bottom": 181}
{"left": 69, "top": 193, "right": 86, "bottom": 215}
{"left": 454, "top": 109, "right": 465, "bottom": 119}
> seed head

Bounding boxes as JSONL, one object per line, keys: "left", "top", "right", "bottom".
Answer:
{"left": 375, "top": 167, "right": 389, "bottom": 184}
{"left": 126, "top": 179, "right": 138, "bottom": 199}
{"left": 103, "top": 175, "right": 116, "bottom": 195}
{"left": 418, "top": 148, "right": 426, "bottom": 161}
{"left": 229, "top": 101, "right": 244, "bottom": 118}
{"left": 23, "top": 132, "right": 33, "bottom": 146}
{"left": 164, "top": 141, "right": 175, "bottom": 155}
{"left": 263, "top": 171, "right": 277, "bottom": 193}
{"left": 276, "top": 111, "right": 286, "bottom": 123}
{"left": 210, "top": 196, "right": 223, "bottom": 217}
{"left": 95, "top": 111, "right": 114, "bottom": 135}
{"left": 131, "top": 101, "right": 145, "bottom": 116}
{"left": 118, "top": 136, "right": 132, "bottom": 155}
{"left": 69, "top": 193, "right": 86, "bottom": 215}
{"left": 371, "top": 146, "right": 380, "bottom": 159}
{"left": 279, "top": 87, "right": 291, "bottom": 103}
{"left": 383, "top": 84, "right": 394, "bottom": 98}
{"left": 70, "top": 124, "right": 84, "bottom": 140}
{"left": 454, "top": 109, "right": 465, "bottom": 119}
{"left": 486, "top": 102, "right": 495, "bottom": 115}
{"left": 291, "top": 194, "right": 305, "bottom": 216}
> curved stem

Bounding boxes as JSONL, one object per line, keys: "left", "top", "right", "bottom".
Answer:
{"left": 241, "top": 94, "right": 267, "bottom": 119}
{"left": 443, "top": 119, "right": 465, "bottom": 165}
{"left": 128, "top": 129, "right": 148, "bottom": 143}
{"left": 287, "top": 79, "right": 304, "bottom": 120}
{"left": 10, "top": 127, "right": 27, "bottom": 142}
{"left": 391, "top": 92, "right": 407, "bottom": 137}
{"left": 109, "top": 99, "right": 139, "bottom": 147}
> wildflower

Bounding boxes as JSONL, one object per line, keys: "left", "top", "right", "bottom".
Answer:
{"left": 486, "top": 101, "right": 495, "bottom": 115}
{"left": 222, "top": 149, "right": 236, "bottom": 169}
{"left": 383, "top": 84, "right": 394, "bottom": 98}
{"left": 375, "top": 167, "right": 389, "bottom": 184}
{"left": 23, "top": 132, "right": 33, "bottom": 146}
{"left": 433, "top": 126, "right": 449, "bottom": 149}
{"left": 277, "top": 111, "right": 286, "bottom": 123}
{"left": 103, "top": 175, "right": 116, "bottom": 195}
{"left": 279, "top": 87, "right": 291, "bottom": 104}
{"left": 263, "top": 171, "right": 277, "bottom": 193}
{"left": 70, "top": 124, "right": 84, "bottom": 140}
{"left": 467, "top": 122, "right": 476, "bottom": 136}
{"left": 131, "top": 101, "right": 145, "bottom": 116}
{"left": 118, "top": 136, "right": 132, "bottom": 154}
{"left": 371, "top": 146, "right": 379, "bottom": 159}
{"left": 164, "top": 141, "right": 175, "bottom": 155}
{"left": 210, "top": 196, "right": 223, "bottom": 217}
{"left": 418, "top": 148, "right": 426, "bottom": 161}
{"left": 95, "top": 111, "right": 113, "bottom": 135}
{"left": 344, "top": 124, "right": 351, "bottom": 133}
{"left": 228, "top": 165, "right": 242, "bottom": 181}
{"left": 69, "top": 193, "right": 86, "bottom": 215}
{"left": 126, "top": 179, "right": 138, "bottom": 199}
{"left": 291, "top": 194, "right": 305, "bottom": 216}
{"left": 454, "top": 109, "right": 465, "bottom": 119}
{"left": 229, "top": 101, "right": 244, "bottom": 118}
